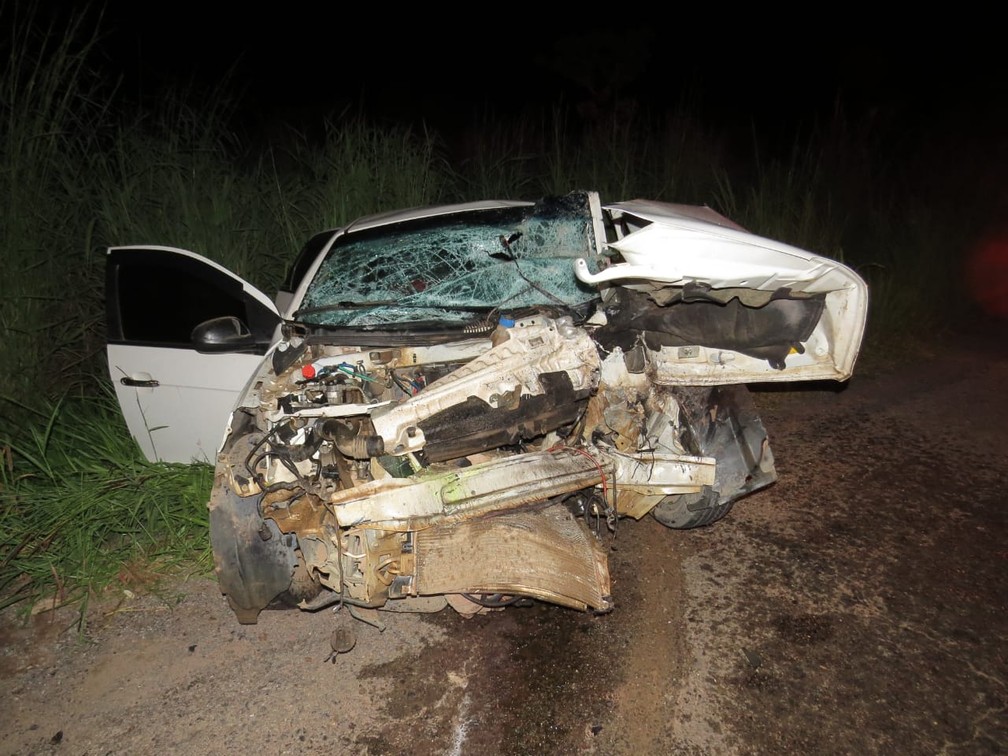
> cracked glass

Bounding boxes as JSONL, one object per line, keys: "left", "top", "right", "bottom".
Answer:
{"left": 297, "top": 194, "right": 603, "bottom": 328}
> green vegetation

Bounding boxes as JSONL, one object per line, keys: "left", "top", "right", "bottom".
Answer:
{"left": 0, "top": 5, "right": 999, "bottom": 621}
{"left": 0, "top": 389, "right": 212, "bottom": 621}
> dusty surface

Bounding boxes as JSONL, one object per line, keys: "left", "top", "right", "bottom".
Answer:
{"left": 1, "top": 324, "right": 1006, "bottom": 755}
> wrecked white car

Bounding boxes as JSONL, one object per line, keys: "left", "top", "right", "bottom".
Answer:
{"left": 106, "top": 191, "right": 867, "bottom": 624}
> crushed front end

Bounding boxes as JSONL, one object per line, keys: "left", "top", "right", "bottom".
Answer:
{"left": 208, "top": 192, "right": 866, "bottom": 624}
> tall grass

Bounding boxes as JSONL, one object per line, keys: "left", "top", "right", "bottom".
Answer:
{"left": 448, "top": 104, "right": 547, "bottom": 200}
{"left": 93, "top": 100, "right": 288, "bottom": 289}
{"left": 264, "top": 118, "right": 448, "bottom": 250}
{"left": 0, "top": 3, "right": 107, "bottom": 401}
{"left": 449, "top": 102, "right": 727, "bottom": 204}
{"left": 712, "top": 129, "right": 848, "bottom": 259}
{"left": 0, "top": 389, "right": 212, "bottom": 622}
{"left": 542, "top": 104, "right": 727, "bottom": 203}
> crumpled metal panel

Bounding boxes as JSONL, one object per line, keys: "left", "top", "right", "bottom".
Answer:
{"left": 327, "top": 449, "right": 605, "bottom": 530}
{"left": 370, "top": 317, "right": 600, "bottom": 454}
{"left": 413, "top": 504, "right": 612, "bottom": 612}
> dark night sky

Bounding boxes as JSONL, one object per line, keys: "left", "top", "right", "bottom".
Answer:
{"left": 89, "top": 5, "right": 1006, "bottom": 148}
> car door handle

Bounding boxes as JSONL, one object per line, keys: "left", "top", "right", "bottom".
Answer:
{"left": 120, "top": 377, "right": 160, "bottom": 388}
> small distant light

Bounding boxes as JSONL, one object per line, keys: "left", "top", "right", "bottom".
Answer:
{"left": 966, "top": 227, "right": 1008, "bottom": 318}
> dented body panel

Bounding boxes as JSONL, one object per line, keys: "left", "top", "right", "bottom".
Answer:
{"left": 577, "top": 201, "right": 867, "bottom": 383}
{"left": 107, "top": 191, "right": 867, "bottom": 624}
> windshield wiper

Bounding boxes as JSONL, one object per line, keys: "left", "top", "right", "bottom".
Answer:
{"left": 300, "top": 317, "right": 497, "bottom": 346}
{"left": 294, "top": 301, "right": 496, "bottom": 320}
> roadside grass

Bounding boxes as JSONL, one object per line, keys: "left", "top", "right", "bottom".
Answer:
{"left": 1, "top": 6, "right": 995, "bottom": 620}
{"left": 448, "top": 102, "right": 727, "bottom": 204}
{"left": 261, "top": 117, "right": 448, "bottom": 260}
{"left": 0, "top": 388, "right": 212, "bottom": 626}
{"left": 93, "top": 99, "right": 284, "bottom": 286}
{"left": 0, "top": 3, "right": 108, "bottom": 404}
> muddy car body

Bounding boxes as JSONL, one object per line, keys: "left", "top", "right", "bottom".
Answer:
{"left": 106, "top": 191, "right": 867, "bottom": 623}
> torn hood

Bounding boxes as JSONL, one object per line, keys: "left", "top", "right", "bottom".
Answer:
{"left": 577, "top": 198, "right": 868, "bottom": 383}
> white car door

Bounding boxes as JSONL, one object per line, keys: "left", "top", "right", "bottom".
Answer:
{"left": 106, "top": 246, "right": 281, "bottom": 464}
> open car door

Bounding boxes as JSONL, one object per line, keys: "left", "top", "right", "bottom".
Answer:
{"left": 105, "top": 246, "right": 281, "bottom": 464}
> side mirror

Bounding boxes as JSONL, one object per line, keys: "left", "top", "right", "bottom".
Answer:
{"left": 191, "top": 316, "right": 256, "bottom": 352}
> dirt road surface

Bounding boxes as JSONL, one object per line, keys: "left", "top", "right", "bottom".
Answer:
{"left": 2, "top": 323, "right": 1005, "bottom": 755}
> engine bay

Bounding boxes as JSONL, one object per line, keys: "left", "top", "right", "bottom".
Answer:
{"left": 210, "top": 311, "right": 774, "bottom": 623}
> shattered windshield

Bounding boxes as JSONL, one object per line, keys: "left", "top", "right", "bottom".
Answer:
{"left": 296, "top": 193, "right": 603, "bottom": 328}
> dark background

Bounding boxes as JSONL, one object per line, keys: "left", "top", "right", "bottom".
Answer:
{"left": 87, "top": 6, "right": 1006, "bottom": 150}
